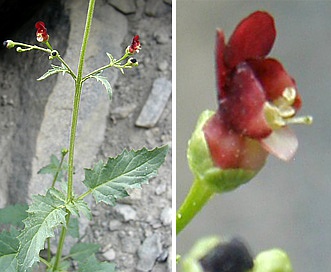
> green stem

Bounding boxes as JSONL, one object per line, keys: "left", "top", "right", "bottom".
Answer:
{"left": 53, "top": 0, "right": 96, "bottom": 270}
{"left": 13, "top": 42, "right": 51, "bottom": 53}
{"left": 82, "top": 53, "right": 129, "bottom": 81}
{"left": 176, "top": 179, "right": 215, "bottom": 235}
{"left": 76, "top": 189, "right": 93, "bottom": 201}
{"left": 56, "top": 54, "right": 77, "bottom": 80}
{"left": 67, "top": 0, "right": 95, "bottom": 201}
{"left": 52, "top": 211, "right": 71, "bottom": 271}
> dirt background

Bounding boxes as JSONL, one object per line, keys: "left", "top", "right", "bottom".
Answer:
{"left": 0, "top": 0, "right": 172, "bottom": 271}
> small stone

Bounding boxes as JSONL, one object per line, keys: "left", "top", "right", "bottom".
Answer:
{"left": 154, "top": 28, "right": 170, "bottom": 44}
{"left": 160, "top": 206, "right": 172, "bottom": 226}
{"left": 109, "top": 219, "right": 122, "bottom": 230}
{"left": 156, "top": 250, "right": 168, "bottom": 262}
{"left": 110, "top": 104, "right": 136, "bottom": 119}
{"left": 102, "top": 248, "right": 116, "bottom": 261}
{"left": 157, "top": 60, "right": 168, "bottom": 71}
{"left": 137, "top": 233, "right": 163, "bottom": 271}
{"left": 121, "top": 236, "right": 141, "bottom": 253}
{"left": 145, "top": 0, "right": 170, "bottom": 17}
{"left": 107, "top": 0, "right": 136, "bottom": 14}
{"left": 135, "top": 77, "right": 172, "bottom": 128}
{"left": 114, "top": 204, "right": 137, "bottom": 222}
{"left": 155, "top": 183, "right": 166, "bottom": 195}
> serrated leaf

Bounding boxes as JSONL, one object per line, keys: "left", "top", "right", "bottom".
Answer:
{"left": 66, "top": 199, "right": 92, "bottom": 220}
{"left": 67, "top": 217, "right": 79, "bottom": 238}
{"left": 0, "top": 204, "right": 28, "bottom": 227}
{"left": 78, "top": 255, "right": 115, "bottom": 272}
{"left": 91, "top": 74, "right": 112, "bottom": 100}
{"left": 70, "top": 243, "right": 100, "bottom": 263}
{"left": 83, "top": 146, "right": 168, "bottom": 205}
{"left": 0, "top": 228, "right": 21, "bottom": 272}
{"left": 37, "top": 64, "right": 68, "bottom": 81}
{"left": 17, "top": 188, "right": 67, "bottom": 271}
{"left": 0, "top": 254, "right": 17, "bottom": 272}
{"left": 38, "top": 154, "right": 68, "bottom": 182}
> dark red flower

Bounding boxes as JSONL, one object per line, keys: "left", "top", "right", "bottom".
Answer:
{"left": 128, "top": 35, "right": 141, "bottom": 54}
{"left": 35, "top": 21, "right": 49, "bottom": 42}
{"left": 203, "top": 11, "right": 312, "bottom": 170}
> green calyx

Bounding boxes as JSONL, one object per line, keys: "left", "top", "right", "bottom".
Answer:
{"left": 251, "top": 249, "right": 293, "bottom": 272}
{"left": 187, "top": 110, "right": 257, "bottom": 193}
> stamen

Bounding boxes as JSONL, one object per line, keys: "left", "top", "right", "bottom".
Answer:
{"left": 282, "top": 87, "right": 296, "bottom": 103}
{"left": 264, "top": 87, "right": 313, "bottom": 129}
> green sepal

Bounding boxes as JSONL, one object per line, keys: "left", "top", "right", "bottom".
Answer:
{"left": 187, "top": 110, "right": 257, "bottom": 193}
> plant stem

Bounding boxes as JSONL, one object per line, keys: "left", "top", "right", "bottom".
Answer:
{"left": 53, "top": 0, "right": 95, "bottom": 270}
{"left": 67, "top": 0, "right": 95, "bottom": 201}
{"left": 176, "top": 179, "right": 215, "bottom": 235}
{"left": 53, "top": 211, "right": 71, "bottom": 271}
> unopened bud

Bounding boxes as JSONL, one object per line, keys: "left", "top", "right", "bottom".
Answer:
{"left": 3, "top": 40, "right": 15, "bottom": 49}
{"left": 252, "top": 249, "right": 293, "bottom": 272}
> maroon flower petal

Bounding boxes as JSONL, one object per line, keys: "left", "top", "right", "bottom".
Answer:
{"left": 239, "top": 137, "right": 268, "bottom": 170}
{"left": 260, "top": 126, "right": 298, "bottom": 161}
{"left": 248, "top": 58, "right": 302, "bottom": 110}
{"left": 222, "top": 62, "right": 272, "bottom": 139}
{"left": 35, "top": 21, "right": 46, "bottom": 29}
{"left": 216, "top": 29, "right": 227, "bottom": 101}
{"left": 204, "top": 112, "right": 268, "bottom": 170}
{"left": 224, "top": 11, "right": 276, "bottom": 69}
{"left": 204, "top": 112, "right": 245, "bottom": 169}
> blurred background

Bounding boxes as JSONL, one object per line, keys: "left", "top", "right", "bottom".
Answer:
{"left": 176, "top": 1, "right": 331, "bottom": 271}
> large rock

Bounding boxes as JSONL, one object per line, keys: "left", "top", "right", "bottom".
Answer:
{"left": 0, "top": 0, "right": 128, "bottom": 207}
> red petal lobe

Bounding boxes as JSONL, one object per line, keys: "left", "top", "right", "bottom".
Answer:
{"left": 223, "top": 62, "right": 272, "bottom": 138}
{"left": 204, "top": 112, "right": 244, "bottom": 169}
{"left": 224, "top": 11, "right": 276, "bottom": 69}
{"left": 215, "top": 29, "right": 227, "bottom": 100}
{"left": 248, "top": 58, "right": 301, "bottom": 109}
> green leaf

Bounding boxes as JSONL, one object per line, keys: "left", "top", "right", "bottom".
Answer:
{"left": 78, "top": 255, "right": 115, "bottom": 272}
{"left": 0, "top": 255, "right": 17, "bottom": 272}
{"left": 90, "top": 74, "right": 112, "bottom": 100}
{"left": 17, "top": 188, "right": 67, "bottom": 271}
{"left": 83, "top": 145, "right": 169, "bottom": 205}
{"left": 70, "top": 243, "right": 100, "bottom": 263}
{"left": 0, "top": 227, "right": 20, "bottom": 255}
{"left": 67, "top": 217, "right": 79, "bottom": 239}
{"left": 0, "top": 204, "right": 28, "bottom": 227}
{"left": 66, "top": 199, "right": 92, "bottom": 220}
{"left": 37, "top": 64, "right": 68, "bottom": 81}
{"left": 47, "top": 257, "right": 70, "bottom": 272}
{"left": 0, "top": 228, "right": 20, "bottom": 272}
{"left": 38, "top": 154, "right": 68, "bottom": 182}
{"left": 106, "top": 52, "right": 114, "bottom": 63}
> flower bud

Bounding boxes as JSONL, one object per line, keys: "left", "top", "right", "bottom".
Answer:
{"left": 252, "top": 249, "right": 293, "bottom": 272}
{"left": 187, "top": 110, "right": 259, "bottom": 193}
{"left": 181, "top": 236, "right": 253, "bottom": 272}
{"left": 3, "top": 40, "right": 15, "bottom": 49}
